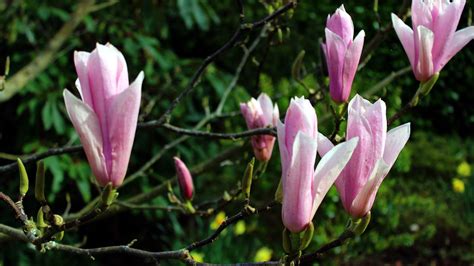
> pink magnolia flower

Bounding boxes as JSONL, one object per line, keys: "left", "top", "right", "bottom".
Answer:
{"left": 174, "top": 157, "right": 194, "bottom": 200}
{"left": 323, "top": 5, "right": 365, "bottom": 103}
{"left": 392, "top": 0, "right": 474, "bottom": 81}
{"left": 319, "top": 95, "right": 411, "bottom": 219}
{"left": 278, "top": 97, "right": 358, "bottom": 233}
{"left": 240, "top": 93, "right": 279, "bottom": 162}
{"left": 63, "top": 43, "right": 143, "bottom": 187}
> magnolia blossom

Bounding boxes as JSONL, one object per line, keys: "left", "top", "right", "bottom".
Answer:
{"left": 323, "top": 5, "right": 365, "bottom": 103}
{"left": 240, "top": 93, "right": 279, "bottom": 162}
{"left": 278, "top": 97, "right": 358, "bottom": 233}
{"left": 63, "top": 43, "right": 143, "bottom": 187}
{"left": 319, "top": 95, "right": 411, "bottom": 218}
{"left": 392, "top": 0, "right": 474, "bottom": 81}
{"left": 174, "top": 157, "right": 194, "bottom": 200}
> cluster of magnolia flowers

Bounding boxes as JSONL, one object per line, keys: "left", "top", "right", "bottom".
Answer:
{"left": 61, "top": 0, "right": 473, "bottom": 255}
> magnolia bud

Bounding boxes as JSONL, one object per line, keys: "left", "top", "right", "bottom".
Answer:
{"left": 242, "top": 158, "right": 255, "bottom": 199}
{"left": 35, "top": 160, "right": 46, "bottom": 204}
{"left": 17, "top": 158, "right": 29, "bottom": 198}
{"left": 174, "top": 157, "right": 194, "bottom": 200}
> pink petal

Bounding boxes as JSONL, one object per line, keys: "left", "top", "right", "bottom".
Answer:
{"left": 283, "top": 97, "right": 317, "bottom": 152}
{"left": 257, "top": 93, "right": 274, "bottom": 126}
{"left": 325, "top": 29, "right": 347, "bottom": 103}
{"left": 105, "top": 43, "right": 129, "bottom": 93}
{"left": 272, "top": 104, "right": 280, "bottom": 127}
{"left": 317, "top": 132, "right": 334, "bottom": 157}
{"left": 282, "top": 132, "right": 317, "bottom": 233}
{"left": 277, "top": 120, "right": 289, "bottom": 179}
{"left": 310, "top": 137, "right": 359, "bottom": 219}
{"left": 341, "top": 96, "right": 374, "bottom": 211}
{"left": 364, "top": 99, "right": 387, "bottom": 161}
{"left": 350, "top": 160, "right": 390, "bottom": 218}
{"left": 437, "top": 26, "right": 474, "bottom": 71}
{"left": 431, "top": 0, "right": 465, "bottom": 69}
{"left": 326, "top": 4, "right": 354, "bottom": 45}
{"left": 415, "top": 26, "right": 435, "bottom": 81}
{"left": 411, "top": 0, "right": 433, "bottom": 30}
{"left": 383, "top": 123, "right": 411, "bottom": 170}
{"left": 107, "top": 71, "right": 144, "bottom": 187}
{"left": 342, "top": 30, "right": 365, "bottom": 102}
{"left": 391, "top": 14, "right": 416, "bottom": 70}
{"left": 240, "top": 102, "right": 254, "bottom": 129}
{"left": 63, "top": 89, "right": 108, "bottom": 186}
{"left": 74, "top": 51, "right": 93, "bottom": 108}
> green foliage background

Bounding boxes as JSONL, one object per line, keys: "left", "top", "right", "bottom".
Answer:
{"left": 1, "top": 0, "right": 473, "bottom": 265}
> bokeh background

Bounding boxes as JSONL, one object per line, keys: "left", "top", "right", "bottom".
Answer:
{"left": 1, "top": 0, "right": 474, "bottom": 265}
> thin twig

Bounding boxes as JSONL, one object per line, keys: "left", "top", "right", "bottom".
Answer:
{"left": 186, "top": 201, "right": 278, "bottom": 251}
{"left": 162, "top": 124, "right": 276, "bottom": 140}
{"left": 0, "top": 192, "right": 28, "bottom": 223}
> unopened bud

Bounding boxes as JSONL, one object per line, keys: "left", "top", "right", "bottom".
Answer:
{"left": 242, "top": 158, "right": 255, "bottom": 199}
{"left": 35, "top": 160, "right": 46, "bottom": 204}
{"left": 36, "top": 207, "right": 47, "bottom": 228}
{"left": 174, "top": 157, "right": 194, "bottom": 200}
{"left": 17, "top": 158, "right": 29, "bottom": 198}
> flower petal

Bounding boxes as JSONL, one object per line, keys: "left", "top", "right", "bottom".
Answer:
{"left": 325, "top": 28, "right": 347, "bottom": 103}
{"left": 310, "top": 137, "right": 359, "bottom": 219}
{"left": 383, "top": 123, "right": 411, "bottom": 170}
{"left": 342, "top": 30, "right": 365, "bottom": 102}
{"left": 350, "top": 159, "right": 390, "bottom": 218}
{"left": 431, "top": 0, "right": 465, "bottom": 69}
{"left": 106, "top": 71, "right": 144, "bottom": 187}
{"left": 391, "top": 14, "right": 416, "bottom": 70}
{"left": 277, "top": 120, "right": 289, "bottom": 179}
{"left": 282, "top": 132, "right": 317, "bottom": 233}
{"left": 437, "top": 26, "right": 474, "bottom": 71}
{"left": 74, "top": 51, "right": 93, "bottom": 108}
{"left": 257, "top": 93, "right": 274, "bottom": 126}
{"left": 317, "top": 132, "right": 334, "bottom": 157}
{"left": 63, "top": 89, "right": 108, "bottom": 186}
{"left": 415, "top": 26, "right": 435, "bottom": 81}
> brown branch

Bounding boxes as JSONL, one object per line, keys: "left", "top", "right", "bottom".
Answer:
{"left": 186, "top": 201, "right": 278, "bottom": 251}
{"left": 150, "top": 1, "right": 296, "bottom": 127}
{"left": 0, "top": 192, "right": 28, "bottom": 223}
{"left": 0, "top": 145, "right": 83, "bottom": 174}
{"left": 299, "top": 230, "right": 355, "bottom": 263}
{"left": 162, "top": 124, "right": 276, "bottom": 139}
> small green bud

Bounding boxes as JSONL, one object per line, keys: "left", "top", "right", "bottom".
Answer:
{"left": 242, "top": 158, "right": 255, "bottom": 199}
{"left": 36, "top": 207, "right": 47, "bottom": 228}
{"left": 53, "top": 214, "right": 64, "bottom": 227}
{"left": 54, "top": 231, "right": 64, "bottom": 241}
{"left": 35, "top": 160, "right": 46, "bottom": 204}
{"left": 278, "top": 28, "right": 283, "bottom": 43}
{"left": 17, "top": 158, "right": 29, "bottom": 197}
